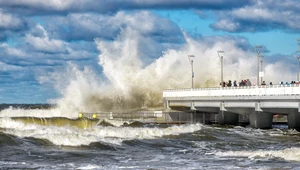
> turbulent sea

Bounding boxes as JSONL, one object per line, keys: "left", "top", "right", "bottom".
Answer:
{"left": 1, "top": 105, "right": 300, "bottom": 169}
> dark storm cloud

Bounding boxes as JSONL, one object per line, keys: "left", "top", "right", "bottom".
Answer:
{"left": 41, "top": 11, "right": 183, "bottom": 42}
{"left": 0, "top": 0, "right": 252, "bottom": 15}
{"left": 0, "top": 11, "right": 182, "bottom": 83}
{"left": 1, "top": 0, "right": 297, "bottom": 34}
{"left": 0, "top": 10, "right": 34, "bottom": 42}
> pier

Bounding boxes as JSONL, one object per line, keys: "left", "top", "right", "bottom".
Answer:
{"left": 163, "top": 84, "right": 300, "bottom": 129}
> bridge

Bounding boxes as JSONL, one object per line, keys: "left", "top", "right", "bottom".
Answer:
{"left": 163, "top": 84, "right": 300, "bottom": 129}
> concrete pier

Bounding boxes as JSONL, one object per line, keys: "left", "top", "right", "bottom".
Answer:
{"left": 287, "top": 111, "right": 300, "bottom": 129}
{"left": 249, "top": 112, "right": 273, "bottom": 129}
{"left": 218, "top": 111, "right": 239, "bottom": 125}
{"left": 163, "top": 84, "right": 300, "bottom": 129}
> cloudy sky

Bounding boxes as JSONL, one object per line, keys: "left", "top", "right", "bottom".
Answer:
{"left": 1, "top": 0, "right": 300, "bottom": 104}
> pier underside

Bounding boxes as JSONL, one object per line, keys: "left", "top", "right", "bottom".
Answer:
{"left": 167, "top": 103, "right": 300, "bottom": 129}
{"left": 164, "top": 85, "right": 300, "bottom": 129}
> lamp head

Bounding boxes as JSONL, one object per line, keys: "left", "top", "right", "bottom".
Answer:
{"left": 255, "top": 46, "right": 262, "bottom": 54}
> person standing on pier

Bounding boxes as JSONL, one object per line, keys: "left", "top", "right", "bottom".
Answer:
{"left": 246, "top": 79, "right": 251, "bottom": 86}
{"left": 233, "top": 80, "right": 237, "bottom": 87}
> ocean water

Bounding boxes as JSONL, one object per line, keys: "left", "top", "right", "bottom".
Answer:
{"left": 1, "top": 107, "right": 300, "bottom": 170}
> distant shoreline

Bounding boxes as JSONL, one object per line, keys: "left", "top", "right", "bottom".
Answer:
{"left": 0, "top": 104, "right": 56, "bottom": 110}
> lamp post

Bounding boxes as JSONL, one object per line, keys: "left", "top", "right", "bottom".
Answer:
{"left": 188, "top": 55, "right": 195, "bottom": 88}
{"left": 255, "top": 46, "right": 262, "bottom": 86}
{"left": 297, "top": 56, "right": 300, "bottom": 81}
{"left": 297, "top": 39, "right": 300, "bottom": 81}
{"left": 217, "top": 51, "right": 225, "bottom": 86}
{"left": 260, "top": 55, "right": 264, "bottom": 84}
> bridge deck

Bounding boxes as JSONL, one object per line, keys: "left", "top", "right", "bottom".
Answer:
{"left": 163, "top": 84, "right": 300, "bottom": 114}
{"left": 163, "top": 85, "right": 300, "bottom": 128}
{"left": 163, "top": 85, "right": 300, "bottom": 98}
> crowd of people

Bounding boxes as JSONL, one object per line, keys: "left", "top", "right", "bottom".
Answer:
{"left": 220, "top": 79, "right": 252, "bottom": 87}
{"left": 220, "top": 79, "right": 300, "bottom": 87}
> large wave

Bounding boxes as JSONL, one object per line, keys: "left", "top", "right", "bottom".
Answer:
{"left": 2, "top": 28, "right": 295, "bottom": 118}
{"left": 0, "top": 117, "right": 203, "bottom": 146}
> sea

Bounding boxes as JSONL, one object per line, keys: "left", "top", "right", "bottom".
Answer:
{"left": 1, "top": 104, "right": 300, "bottom": 170}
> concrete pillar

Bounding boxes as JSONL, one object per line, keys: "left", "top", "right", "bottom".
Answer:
{"left": 218, "top": 111, "right": 239, "bottom": 125}
{"left": 287, "top": 111, "right": 300, "bottom": 129}
{"left": 164, "top": 99, "right": 170, "bottom": 110}
{"left": 249, "top": 112, "right": 273, "bottom": 129}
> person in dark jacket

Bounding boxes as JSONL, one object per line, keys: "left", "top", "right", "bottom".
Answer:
{"left": 233, "top": 80, "right": 237, "bottom": 87}
{"left": 227, "top": 80, "right": 232, "bottom": 87}
{"left": 240, "top": 80, "right": 244, "bottom": 86}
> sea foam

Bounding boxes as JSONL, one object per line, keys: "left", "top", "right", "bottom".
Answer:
{"left": 0, "top": 117, "right": 203, "bottom": 146}
{"left": 215, "top": 147, "right": 300, "bottom": 162}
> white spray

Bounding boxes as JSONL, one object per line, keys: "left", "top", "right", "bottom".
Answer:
{"left": 1, "top": 23, "right": 295, "bottom": 117}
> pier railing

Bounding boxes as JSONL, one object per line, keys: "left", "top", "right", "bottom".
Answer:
{"left": 78, "top": 111, "right": 196, "bottom": 124}
{"left": 163, "top": 84, "right": 300, "bottom": 98}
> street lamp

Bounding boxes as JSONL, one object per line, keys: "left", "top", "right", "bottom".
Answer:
{"left": 297, "top": 39, "right": 300, "bottom": 81}
{"left": 188, "top": 55, "right": 195, "bottom": 88}
{"left": 260, "top": 55, "right": 264, "bottom": 84}
{"left": 297, "top": 56, "right": 300, "bottom": 81}
{"left": 217, "top": 51, "right": 225, "bottom": 86}
{"left": 255, "top": 46, "right": 262, "bottom": 85}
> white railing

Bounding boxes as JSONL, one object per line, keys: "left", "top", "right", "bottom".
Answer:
{"left": 163, "top": 84, "right": 300, "bottom": 98}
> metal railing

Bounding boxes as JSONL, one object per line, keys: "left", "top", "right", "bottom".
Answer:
{"left": 164, "top": 84, "right": 300, "bottom": 92}
{"left": 78, "top": 111, "right": 208, "bottom": 124}
{"left": 163, "top": 84, "right": 300, "bottom": 98}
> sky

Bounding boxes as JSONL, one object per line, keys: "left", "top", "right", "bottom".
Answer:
{"left": 0, "top": 0, "right": 300, "bottom": 105}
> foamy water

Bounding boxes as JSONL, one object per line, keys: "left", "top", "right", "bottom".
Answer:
{"left": 0, "top": 117, "right": 203, "bottom": 146}
{"left": 215, "top": 147, "right": 300, "bottom": 162}
{"left": 1, "top": 115, "right": 300, "bottom": 169}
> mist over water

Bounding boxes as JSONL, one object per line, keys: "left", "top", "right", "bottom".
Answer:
{"left": 45, "top": 29, "right": 262, "bottom": 116}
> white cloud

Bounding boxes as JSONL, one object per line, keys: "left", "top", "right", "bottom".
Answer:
{"left": 211, "top": 0, "right": 300, "bottom": 32}
{"left": 232, "top": 7, "right": 273, "bottom": 20}
{"left": 25, "top": 25, "right": 68, "bottom": 54}
{"left": 0, "top": 11, "right": 22, "bottom": 29}
{"left": 0, "top": 43, "right": 26, "bottom": 57}
{"left": 0, "top": 0, "right": 251, "bottom": 13}
{"left": 43, "top": 11, "right": 182, "bottom": 42}
{"left": 25, "top": 35, "right": 68, "bottom": 54}
{"left": 0, "top": 61, "right": 23, "bottom": 71}
{"left": 212, "top": 19, "right": 240, "bottom": 32}
{"left": 0, "top": 0, "right": 75, "bottom": 11}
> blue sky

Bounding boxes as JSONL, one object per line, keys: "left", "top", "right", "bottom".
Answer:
{"left": 0, "top": 0, "right": 300, "bottom": 104}
{"left": 154, "top": 10, "right": 299, "bottom": 55}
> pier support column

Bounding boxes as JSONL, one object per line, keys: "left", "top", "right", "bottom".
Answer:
{"left": 287, "top": 111, "right": 300, "bottom": 129}
{"left": 249, "top": 112, "right": 273, "bottom": 129}
{"left": 218, "top": 111, "right": 239, "bottom": 125}
{"left": 164, "top": 99, "right": 170, "bottom": 110}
